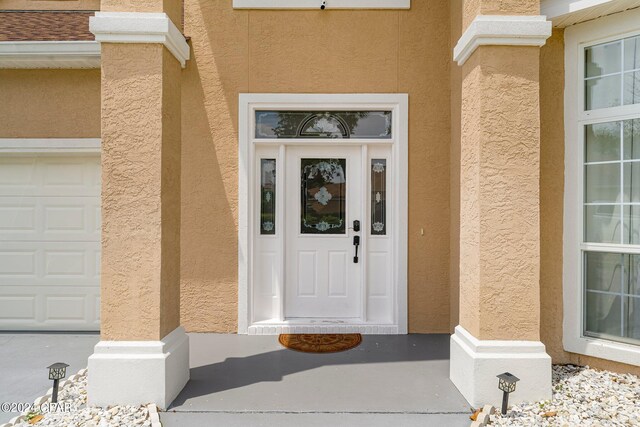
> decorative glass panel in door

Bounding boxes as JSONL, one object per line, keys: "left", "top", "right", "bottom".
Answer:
{"left": 255, "top": 111, "right": 392, "bottom": 138}
{"left": 371, "top": 159, "right": 387, "bottom": 235}
{"left": 300, "top": 158, "right": 346, "bottom": 234}
{"left": 260, "top": 159, "right": 276, "bottom": 235}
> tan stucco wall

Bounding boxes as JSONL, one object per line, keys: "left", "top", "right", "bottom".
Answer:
{"left": 180, "top": 0, "right": 452, "bottom": 333}
{"left": 101, "top": 0, "right": 181, "bottom": 29}
{"left": 539, "top": 29, "right": 640, "bottom": 376}
{"left": 101, "top": 43, "right": 181, "bottom": 341}
{"left": 462, "top": 0, "right": 540, "bottom": 30}
{"left": 459, "top": 45, "right": 542, "bottom": 341}
{"left": 450, "top": 0, "right": 462, "bottom": 332}
{"left": 0, "top": 69, "right": 100, "bottom": 138}
{"left": 0, "top": 0, "right": 99, "bottom": 10}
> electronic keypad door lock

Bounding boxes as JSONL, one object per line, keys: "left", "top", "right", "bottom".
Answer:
{"left": 353, "top": 220, "right": 360, "bottom": 232}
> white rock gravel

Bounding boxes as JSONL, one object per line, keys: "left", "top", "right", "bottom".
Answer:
{"left": 13, "top": 375, "right": 151, "bottom": 427}
{"left": 490, "top": 365, "right": 640, "bottom": 426}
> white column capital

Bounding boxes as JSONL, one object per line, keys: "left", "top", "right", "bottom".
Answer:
{"left": 453, "top": 15, "right": 552, "bottom": 65}
{"left": 89, "top": 12, "right": 190, "bottom": 68}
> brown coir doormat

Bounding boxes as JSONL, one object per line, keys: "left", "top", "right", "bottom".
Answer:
{"left": 278, "top": 334, "right": 362, "bottom": 353}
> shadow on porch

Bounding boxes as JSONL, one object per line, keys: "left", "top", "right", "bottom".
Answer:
{"left": 162, "top": 334, "right": 471, "bottom": 426}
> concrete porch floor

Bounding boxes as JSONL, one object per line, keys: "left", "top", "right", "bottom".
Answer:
{"left": 162, "top": 334, "right": 471, "bottom": 426}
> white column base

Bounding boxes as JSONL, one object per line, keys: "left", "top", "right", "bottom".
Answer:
{"left": 450, "top": 325, "right": 551, "bottom": 408}
{"left": 88, "top": 326, "right": 189, "bottom": 409}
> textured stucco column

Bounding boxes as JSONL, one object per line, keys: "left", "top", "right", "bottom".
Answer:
{"left": 87, "top": 0, "right": 189, "bottom": 409}
{"left": 450, "top": 0, "right": 552, "bottom": 408}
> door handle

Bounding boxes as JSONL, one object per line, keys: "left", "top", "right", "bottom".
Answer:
{"left": 353, "top": 235, "right": 360, "bottom": 263}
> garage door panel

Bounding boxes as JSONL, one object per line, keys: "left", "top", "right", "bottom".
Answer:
{"left": 0, "top": 251, "right": 36, "bottom": 276}
{"left": 0, "top": 295, "right": 36, "bottom": 320}
{"left": 0, "top": 242, "right": 99, "bottom": 282}
{"left": 0, "top": 154, "right": 100, "bottom": 331}
{"left": 0, "top": 156, "right": 100, "bottom": 197}
{"left": 46, "top": 295, "right": 86, "bottom": 320}
{"left": 0, "top": 205, "right": 35, "bottom": 231}
{"left": 0, "top": 286, "right": 100, "bottom": 330}
{"left": 0, "top": 196, "right": 99, "bottom": 241}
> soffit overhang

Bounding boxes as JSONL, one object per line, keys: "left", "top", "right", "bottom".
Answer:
{"left": 542, "top": 0, "right": 640, "bottom": 27}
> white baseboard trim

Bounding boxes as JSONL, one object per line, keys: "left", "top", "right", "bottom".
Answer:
{"left": 88, "top": 326, "right": 189, "bottom": 409}
{"left": 450, "top": 325, "right": 552, "bottom": 408}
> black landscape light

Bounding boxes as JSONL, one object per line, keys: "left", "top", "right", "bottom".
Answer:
{"left": 47, "top": 362, "right": 69, "bottom": 403}
{"left": 497, "top": 372, "right": 520, "bottom": 415}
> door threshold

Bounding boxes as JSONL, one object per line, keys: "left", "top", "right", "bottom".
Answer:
{"left": 248, "top": 320, "right": 400, "bottom": 335}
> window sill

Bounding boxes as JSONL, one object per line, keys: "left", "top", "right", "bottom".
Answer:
{"left": 233, "top": 0, "right": 410, "bottom": 9}
{"left": 564, "top": 334, "right": 640, "bottom": 367}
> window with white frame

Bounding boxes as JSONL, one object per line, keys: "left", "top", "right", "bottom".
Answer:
{"left": 565, "top": 10, "right": 640, "bottom": 366}
{"left": 564, "top": 9, "right": 640, "bottom": 366}
{"left": 580, "top": 34, "right": 640, "bottom": 346}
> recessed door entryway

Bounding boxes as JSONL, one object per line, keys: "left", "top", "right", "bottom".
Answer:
{"left": 239, "top": 94, "right": 408, "bottom": 335}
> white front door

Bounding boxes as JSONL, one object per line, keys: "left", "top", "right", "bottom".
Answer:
{"left": 285, "top": 146, "right": 362, "bottom": 318}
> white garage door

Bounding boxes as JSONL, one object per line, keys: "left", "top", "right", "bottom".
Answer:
{"left": 0, "top": 154, "right": 100, "bottom": 330}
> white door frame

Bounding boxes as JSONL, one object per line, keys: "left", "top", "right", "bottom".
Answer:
{"left": 238, "top": 93, "right": 408, "bottom": 334}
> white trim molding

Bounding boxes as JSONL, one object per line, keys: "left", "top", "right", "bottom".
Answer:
{"left": 88, "top": 326, "right": 190, "bottom": 409}
{"left": 0, "top": 138, "right": 101, "bottom": 153}
{"left": 563, "top": 7, "right": 640, "bottom": 367}
{"left": 450, "top": 326, "right": 552, "bottom": 408}
{"left": 233, "top": 0, "right": 410, "bottom": 9}
{"left": 0, "top": 41, "right": 100, "bottom": 69}
{"left": 89, "top": 12, "right": 189, "bottom": 68}
{"left": 453, "top": 15, "right": 552, "bottom": 66}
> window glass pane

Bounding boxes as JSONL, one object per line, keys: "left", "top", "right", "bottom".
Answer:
{"left": 624, "top": 35, "right": 640, "bottom": 71}
{"left": 623, "top": 71, "right": 640, "bottom": 106}
{"left": 586, "top": 121, "right": 620, "bottom": 162}
{"left": 624, "top": 296, "right": 640, "bottom": 340}
{"left": 585, "top": 163, "right": 620, "bottom": 203}
{"left": 300, "top": 158, "right": 346, "bottom": 234}
{"left": 621, "top": 205, "right": 640, "bottom": 245}
{"left": 585, "top": 252, "right": 623, "bottom": 293}
{"left": 585, "top": 41, "right": 622, "bottom": 77}
{"left": 623, "top": 119, "right": 640, "bottom": 159}
{"left": 585, "top": 205, "right": 620, "bottom": 243}
{"left": 371, "top": 159, "right": 386, "bottom": 235}
{"left": 260, "top": 159, "right": 276, "bottom": 235}
{"left": 585, "top": 75, "right": 622, "bottom": 110}
{"left": 623, "top": 162, "right": 640, "bottom": 203}
{"left": 586, "top": 292, "right": 622, "bottom": 337}
{"left": 585, "top": 253, "right": 640, "bottom": 344}
{"left": 626, "top": 255, "right": 640, "bottom": 296}
{"left": 256, "top": 111, "right": 392, "bottom": 139}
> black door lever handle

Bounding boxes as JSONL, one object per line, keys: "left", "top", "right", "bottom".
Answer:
{"left": 353, "top": 235, "right": 360, "bottom": 263}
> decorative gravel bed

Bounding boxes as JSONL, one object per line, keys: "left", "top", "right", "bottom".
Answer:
{"left": 11, "top": 375, "right": 152, "bottom": 427}
{"left": 490, "top": 365, "right": 640, "bottom": 426}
